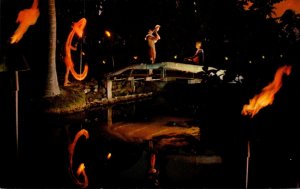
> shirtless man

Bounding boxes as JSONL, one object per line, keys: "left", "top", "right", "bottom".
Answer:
{"left": 145, "top": 25, "right": 160, "bottom": 75}
{"left": 145, "top": 25, "right": 161, "bottom": 64}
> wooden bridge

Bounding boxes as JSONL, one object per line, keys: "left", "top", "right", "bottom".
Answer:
{"left": 104, "top": 62, "right": 228, "bottom": 99}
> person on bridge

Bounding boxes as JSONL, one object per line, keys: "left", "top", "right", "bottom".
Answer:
{"left": 184, "top": 41, "right": 207, "bottom": 72}
{"left": 145, "top": 25, "right": 161, "bottom": 75}
{"left": 184, "top": 41, "right": 204, "bottom": 64}
{"left": 145, "top": 25, "right": 161, "bottom": 64}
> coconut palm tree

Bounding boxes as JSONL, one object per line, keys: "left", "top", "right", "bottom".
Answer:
{"left": 44, "top": 0, "right": 60, "bottom": 97}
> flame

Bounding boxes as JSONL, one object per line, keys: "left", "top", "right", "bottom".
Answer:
{"left": 241, "top": 65, "right": 292, "bottom": 118}
{"left": 242, "top": 1, "right": 253, "bottom": 11}
{"left": 105, "top": 30, "right": 111, "bottom": 38}
{"left": 64, "top": 18, "right": 87, "bottom": 68}
{"left": 72, "top": 18, "right": 87, "bottom": 38}
{"left": 10, "top": 0, "right": 40, "bottom": 44}
{"left": 68, "top": 129, "right": 89, "bottom": 188}
{"left": 242, "top": 0, "right": 300, "bottom": 17}
{"left": 274, "top": 0, "right": 300, "bottom": 17}
{"left": 64, "top": 18, "right": 89, "bottom": 86}
{"left": 107, "top": 152, "right": 112, "bottom": 160}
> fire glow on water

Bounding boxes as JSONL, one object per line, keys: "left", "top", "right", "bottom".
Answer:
{"left": 241, "top": 65, "right": 292, "bottom": 118}
{"left": 68, "top": 129, "right": 89, "bottom": 188}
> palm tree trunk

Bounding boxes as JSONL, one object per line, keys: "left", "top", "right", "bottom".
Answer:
{"left": 44, "top": 0, "right": 60, "bottom": 97}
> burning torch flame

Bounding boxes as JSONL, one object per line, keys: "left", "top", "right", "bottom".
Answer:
{"left": 64, "top": 18, "right": 89, "bottom": 86}
{"left": 10, "top": 0, "right": 40, "bottom": 44}
{"left": 72, "top": 18, "right": 87, "bottom": 38}
{"left": 68, "top": 129, "right": 89, "bottom": 188}
{"left": 241, "top": 65, "right": 292, "bottom": 118}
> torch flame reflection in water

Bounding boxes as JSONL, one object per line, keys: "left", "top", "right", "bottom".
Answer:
{"left": 241, "top": 65, "right": 292, "bottom": 188}
{"left": 68, "top": 129, "right": 89, "bottom": 188}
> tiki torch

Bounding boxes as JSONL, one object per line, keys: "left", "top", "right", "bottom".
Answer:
{"left": 241, "top": 65, "right": 292, "bottom": 188}
{"left": 0, "top": 45, "right": 30, "bottom": 156}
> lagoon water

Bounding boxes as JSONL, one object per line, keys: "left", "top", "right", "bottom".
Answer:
{"left": 1, "top": 77, "right": 300, "bottom": 188}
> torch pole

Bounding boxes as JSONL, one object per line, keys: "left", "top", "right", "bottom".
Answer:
{"left": 246, "top": 140, "right": 250, "bottom": 189}
{"left": 14, "top": 70, "right": 19, "bottom": 156}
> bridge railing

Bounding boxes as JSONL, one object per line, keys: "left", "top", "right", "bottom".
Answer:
{"left": 105, "top": 62, "right": 225, "bottom": 99}
{"left": 106, "top": 62, "right": 208, "bottom": 77}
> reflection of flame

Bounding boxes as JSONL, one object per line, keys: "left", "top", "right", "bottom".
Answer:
{"left": 75, "top": 163, "right": 88, "bottom": 188}
{"left": 241, "top": 65, "right": 292, "bottom": 118}
{"left": 107, "top": 152, "right": 112, "bottom": 160}
{"left": 76, "top": 163, "right": 85, "bottom": 176}
{"left": 68, "top": 129, "right": 89, "bottom": 188}
{"left": 10, "top": 0, "right": 40, "bottom": 44}
{"left": 150, "top": 153, "right": 156, "bottom": 173}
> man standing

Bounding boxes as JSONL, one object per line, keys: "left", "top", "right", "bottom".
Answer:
{"left": 145, "top": 25, "right": 161, "bottom": 75}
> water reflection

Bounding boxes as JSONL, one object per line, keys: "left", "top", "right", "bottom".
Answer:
{"left": 59, "top": 95, "right": 229, "bottom": 188}
{"left": 3, "top": 83, "right": 300, "bottom": 188}
{"left": 68, "top": 129, "right": 89, "bottom": 188}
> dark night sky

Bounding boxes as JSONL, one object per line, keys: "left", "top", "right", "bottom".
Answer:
{"left": 1, "top": 0, "right": 224, "bottom": 56}
{"left": 1, "top": 0, "right": 299, "bottom": 84}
